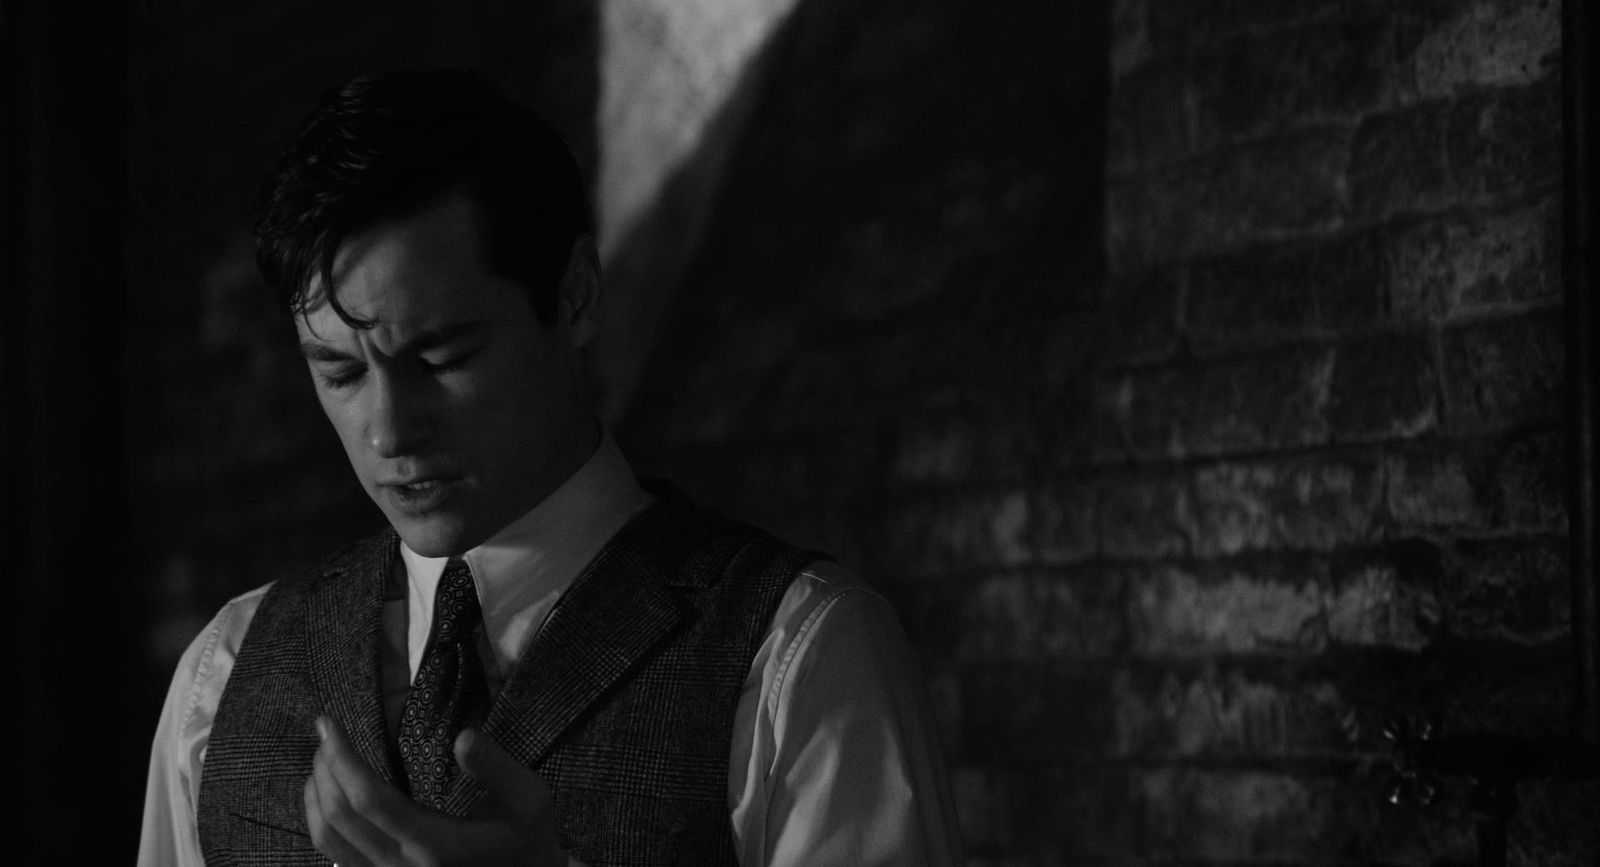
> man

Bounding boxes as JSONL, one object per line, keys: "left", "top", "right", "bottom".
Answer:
{"left": 139, "top": 69, "right": 962, "bottom": 866}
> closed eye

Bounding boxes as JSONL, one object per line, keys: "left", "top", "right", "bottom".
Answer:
{"left": 316, "top": 365, "right": 366, "bottom": 390}
{"left": 418, "top": 349, "right": 479, "bottom": 375}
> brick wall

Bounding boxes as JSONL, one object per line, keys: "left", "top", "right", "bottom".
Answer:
{"left": 620, "top": 0, "right": 1597, "bottom": 863}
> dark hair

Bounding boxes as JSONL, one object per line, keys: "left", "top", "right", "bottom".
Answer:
{"left": 254, "top": 69, "right": 590, "bottom": 327}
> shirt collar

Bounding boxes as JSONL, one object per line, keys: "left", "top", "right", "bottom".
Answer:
{"left": 397, "top": 427, "right": 654, "bottom": 674}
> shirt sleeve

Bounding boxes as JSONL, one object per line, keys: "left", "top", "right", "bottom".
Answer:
{"left": 138, "top": 588, "right": 268, "bottom": 867}
{"left": 733, "top": 564, "right": 964, "bottom": 867}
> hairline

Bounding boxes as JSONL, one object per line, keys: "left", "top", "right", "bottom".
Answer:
{"left": 292, "top": 184, "right": 568, "bottom": 332}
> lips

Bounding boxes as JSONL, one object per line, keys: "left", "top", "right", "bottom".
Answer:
{"left": 380, "top": 475, "right": 463, "bottom": 513}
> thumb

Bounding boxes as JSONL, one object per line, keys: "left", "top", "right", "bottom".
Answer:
{"left": 454, "top": 728, "right": 550, "bottom": 814}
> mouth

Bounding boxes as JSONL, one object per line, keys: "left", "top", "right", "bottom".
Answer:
{"left": 381, "top": 476, "right": 463, "bottom": 512}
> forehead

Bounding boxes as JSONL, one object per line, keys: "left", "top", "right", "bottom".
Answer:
{"left": 296, "top": 193, "right": 514, "bottom": 341}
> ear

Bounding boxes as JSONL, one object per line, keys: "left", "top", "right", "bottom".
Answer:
{"left": 558, "top": 234, "right": 602, "bottom": 350}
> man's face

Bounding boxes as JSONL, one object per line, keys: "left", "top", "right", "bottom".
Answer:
{"left": 295, "top": 193, "right": 597, "bottom": 557}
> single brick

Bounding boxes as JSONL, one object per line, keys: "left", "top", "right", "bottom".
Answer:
{"left": 1131, "top": 768, "right": 1370, "bottom": 861}
{"left": 1080, "top": 374, "right": 1137, "bottom": 466}
{"left": 1143, "top": 0, "right": 1344, "bottom": 57}
{"left": 892, "top": 417, "right": 981, "bottom": 484}
{"left": 822, "top": 164, "right": 1093, "bottom": 326}
{"left": 960, "top": 664, "right": 1115, "bottom": 761}
{"left": 1453, "top": 195, "right": 1563, "bottom": 310}
{"left": 1442, "top": 308, "right": 1565, "bottom": 432}
{"left": 1328, "top": 332, "right": 1440, "bottom": 442}
{"left": 1111, "top": 0, "right": 1152, "bottom": 80}
{"left": 890, "top": 399, "right": 1038, "bottom": 487}
{"left": 1190, "top": 17, "right": 1393, "bottom": 144}
{"left": 1026, "top": 766, "right": 1142, "bottom": 860}
{"left": 954, "top": 571, "right": 1125, "bottom": 661}
{"left": 1385, "top": 432, "right": 1566, "bottom": 536}
{"left": 1110, "top": 664, "right": 1356, "bottom": 758}
{"left": 1187, "top": 455, "right": 1384, "bottom": 557}
{"left": 950, "top": 765, "right": 1010, "bottom": 853}
{"left": 1034, "top": 481, "right": 1099, "bottom": 564}
{"left": 1350, "top": 98, "right": 1453, "bottom": 219}
{"left": 1496, "top": 429, "right": 1568, "bottom": 533}
{"left": 759, "top": 342, "right": 880, "bottom": 435}
{"left": 1125, "top": 561, "right": 1329, "bottom": 655}
{"left": 854, "top": 319, "right": 1057, "bottom": 407}
{"left": 1444, "top": 78, "right": 1561, "bottom": 200}
{"left": 1325, "top": 559, "right": 1439, "bottom": 651}
{"left": 1403, "top": 0, "right": 1560, "bottom": 99}
{"left": 1100, "top": 471, "right": 1193, "bottom": 560}
{"left": 1117, "top": 347, "right": 1334, "bottom": 459}
{"left": 1383, "top": 442, "right": 1498, "bottom": 532}
{"left": 881, "top": 489, "right": 1033, "bottom": 577}
{"left": 687, "top": 437, "right": 882, "bottom": 514}
{"left": 1440, "top": 535, "right": 1571, "bottom": 643}
{"left": 1187, "top": 232, "right": 1386, "bottom": 351}
{"left": 1386, "top": 194, "right": 1563, "bottom": 320}
{"left": 1097, "top": 267, "right": 1184, "bottom": 364}
{"left": 1108, "top": 60, "right": 1193, "bottom": 174}
{"left": 1107, "top": 127, "right": 1350, "bottom": 268}
{"left": 967, "top": 765, "right": 1137, "bottom": 861}
{"left": 640, "top": 358, "right": 766, "bottom": 446}
{"left": 1037, "top": 380, "right": 1107, "bottom": 472}
{"left": 1351, "top": 70, "right": 1551, "bottom": 219}
{"left": 753, "top": 496, "right": 877, "bottom": 574}
{"left": 1198, "top": 128, "right": 1351, "bottom": 241}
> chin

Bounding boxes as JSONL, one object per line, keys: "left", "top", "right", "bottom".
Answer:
{"left": 389, "top": 515, "right": 480, "bottom": 559}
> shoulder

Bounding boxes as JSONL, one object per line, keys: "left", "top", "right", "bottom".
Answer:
{"left": 775, "top": 560, "right": 893, "bottom": 628}
{"left": 280, "top": 527, "right": 396, "bottom": 588}
{"left": 191, "top": 583, "right": 275, "bottom": 670}
{"left": 159, "top": 528, "right": 395, "bottom": 731}
{"left": 247, "top": 527, "right": 397, "bottom": 619}
{"left": 187, "top": 528, "right": 394, "bottom": 676}
{"left": 764, "top": 561, "right": 910, "bottom": 692}
{"left": 624, "top": 487, "right": 818, "bottom": 592}
{"left": 163, "top": 582, "right": 275, "bottom": 735}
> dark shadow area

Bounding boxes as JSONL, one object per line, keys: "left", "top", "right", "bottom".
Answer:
{"left": 618, "top": 0, "right": 1108, "bottom": 483}
{"left": 615, "top": 0, "right": 1109, "bottom": 859}
{"left": 9, "top": 3, "right": 600, "bottom": 860}
{"left": 6, "top": 3, "right": 141, "bottom": 863}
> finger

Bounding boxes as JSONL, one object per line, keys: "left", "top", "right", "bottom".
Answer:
{"left": 313, "top": 717, "right": 409, "bottom": 859}
{"left": 305, "top": 768, "right": 374, "bottom": 867}
{"left": 455, "top": 728, "right": 567, "bottom": 864}
{"left": 454, "top": 728, "right": 551, "bottom": 817}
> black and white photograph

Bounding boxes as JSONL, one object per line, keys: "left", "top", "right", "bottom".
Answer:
{"left": 4, "top": 0, "right": 1596, "bottom": 863}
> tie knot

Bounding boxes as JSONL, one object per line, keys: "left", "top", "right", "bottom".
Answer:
{"left": 431, "top": 559, "right": 482, "bottom": 644}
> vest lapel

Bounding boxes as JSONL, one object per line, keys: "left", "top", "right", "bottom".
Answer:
{"left": 439, "top": 538, "right": 685, "bottom": 815}
{"left": 306, "top": 530, "right": 404, "bottom": 787}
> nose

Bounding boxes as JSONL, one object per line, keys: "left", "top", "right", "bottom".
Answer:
{"left": 365, "top": 371, "right": 433, "bottom": 458}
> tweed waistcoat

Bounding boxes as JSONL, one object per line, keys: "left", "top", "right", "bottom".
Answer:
{"left": 197, "top": 487, "right": 820, "bottom": 866}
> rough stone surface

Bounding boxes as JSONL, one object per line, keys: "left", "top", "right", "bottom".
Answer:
{"left": 1442, "top": 308, "right": 1567, "bottom": 432}
{"left": 614, "top": 0, "right": 1584, "bottom": 862}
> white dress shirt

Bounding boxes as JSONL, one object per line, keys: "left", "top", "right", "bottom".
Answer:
{"left": 139, "top": 433, "right": 963, "bottom": 866}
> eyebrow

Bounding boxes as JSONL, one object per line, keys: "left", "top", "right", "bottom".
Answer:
{"left": 298, "top": 321, "right": 487, "bottom": 363}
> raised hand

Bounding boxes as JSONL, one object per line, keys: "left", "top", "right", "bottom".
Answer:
{"left": 304, "top": 717, "right": 567, "bottom": 866}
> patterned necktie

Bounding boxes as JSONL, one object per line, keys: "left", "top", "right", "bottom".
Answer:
{"left": 397, "top": 558, "right": 491, "bottom": 808}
